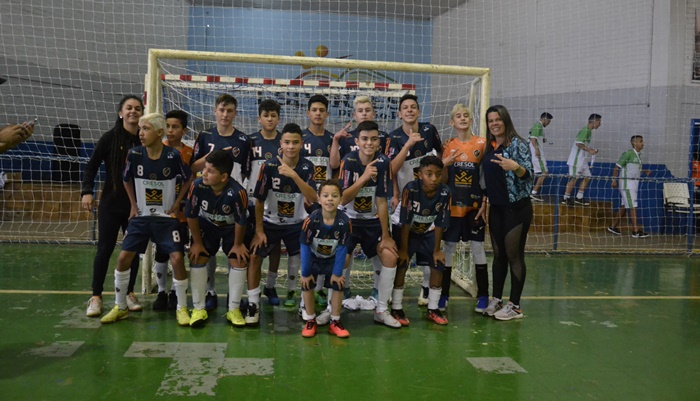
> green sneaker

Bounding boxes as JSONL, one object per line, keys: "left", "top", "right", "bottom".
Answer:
{"left": 100, "top": 305, "right": 128, "bottom": 324}
{"left": 284, "top": 290, "right": 297, "bottom": 307}
{"left": 226, "top": 309, "right": 246, "bottom": 327}
{"left": 176, "top": 306, "right": 190, "bottom": 326}
{"left": 190, "top": 308, "right": 208, "bottom": 328}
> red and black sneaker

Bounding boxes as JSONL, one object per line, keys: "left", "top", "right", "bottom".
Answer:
{"left": 328, "top": 320, "right": 350, "bottom": 338}
{"left": 427, "top": 308, "right": 448, "bottom": 325}
{"left": 391, "top": 308, "right": 410, "bottom": 326}
{"left": 302, "top": 319, "right": 317, "bottom": 338}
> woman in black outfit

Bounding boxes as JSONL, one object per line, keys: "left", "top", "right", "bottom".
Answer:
{"left": 480, "top": 105, "right": 534, "bottom": 321}
{"left": 81, "top": 95, "right": 144, "bottom": 317}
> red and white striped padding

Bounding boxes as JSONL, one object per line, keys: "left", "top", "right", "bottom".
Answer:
{"left": 161, "top": 74, "right": 416, "bottom": 91}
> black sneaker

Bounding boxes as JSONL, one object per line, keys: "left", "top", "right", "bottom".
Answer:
{"left": 167, "top": 290, "right": 178, "bottom": 310}
{"left": 574, "top": 198, "right": 591, "bottom": 206}
{"left": 152, "top": 291, "right": 168, "bottom": 311}
{"left": 205, "top": 292, "right": 218, "bottom": 311}
{"left": 263, "top": 287, "right": 280, "bottom": 305}
{"left": 607, "top": 226, "right": 622, "bottom": 236}
{"left": 561, "top": 197, "right": 575, "bottom": 206}
{"left": 632, "top": 231, "right": 650, "bottom": 238}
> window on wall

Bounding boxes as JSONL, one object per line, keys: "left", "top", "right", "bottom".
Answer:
{"left": 694, "top": 10, "right": 700, "bottom": 81}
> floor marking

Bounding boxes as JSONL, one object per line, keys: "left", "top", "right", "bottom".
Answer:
{"left": 26, "top": 341, "right": 84, "bottom": 357}
{"left": 559, "top": 321, "right": 581, "bottom": 326}
{"left": 467, "top": 357, "right": 527, "bottom": 374}
{"left": 125, "top": 342, "right": 274, "bottom": 396}
{"left": 54, "top": 306, "right": 101, "bottom": 329}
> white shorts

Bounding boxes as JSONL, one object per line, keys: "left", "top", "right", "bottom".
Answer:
{"left": 619, "top": 182, "right": 639, "bottom": 209}
{"left": 568, "top": 162, "right": 591, "bottom": 178}
{"left": 532, "top": 155, "right": 548, "bottom": 174}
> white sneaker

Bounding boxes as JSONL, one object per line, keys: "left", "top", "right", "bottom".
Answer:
{"left": 316, "top": 310, "right": 331, "bottom": 326}
{"left": 494, "top": 302, "right": 523, "bottom": 321}
{"left": 483, "top": 298, "right": 503, "bottom": 317}
{"left": 417, "top": 286, "right": 429, "bottom": 307}
{"left": 86, "top": 296, "right": 103, "bottom": 317}
{"left": 342, "top": 296, "right": 359, "bottom": 311}
{"left": 126, "top": 293, "right": 143, "bottom": 311}
{"left": 373, "top": 310, "right": 401, "bottom": 328}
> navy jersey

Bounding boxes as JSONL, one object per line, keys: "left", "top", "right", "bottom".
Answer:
{"left": 123, "top": 145, "right": 191, "bottom": 219}
{"left": 386, "top": 123, "right": 442, "bottom": 191}
{"left": 185, "top": 177, "right": 248, "bottom": 229}
{"left": 339, "top": 151, "right": 393, "bottom": 221}
{"left": 399, "top": 180, "right": 451, "bottom": 235}
{"left": 301, "top": 128, "right": 333, "bottom": 188}
{"left": 300, "top": 209, "right": 352, "bottom": 259}
{"left": 192, "top": 126, "right": 252, "bottom": 185}
{"left": 338, "top": 128, "right": 389, "bottom": 160}
{"left": 247, "top": 130, "right": 282, "bottom": 196}
{"left": 253, "top": 157, "right": 316, "bottom": 225}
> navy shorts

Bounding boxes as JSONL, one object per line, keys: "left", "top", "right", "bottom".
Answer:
{"left": 198, "top": 221, "right": 238, "bottom": 257}
{"left": 122, "top": 218, "right": 184, "bottom": 254}
{"left": 443, "top": 210, "right": 486, "bottom": 243}
{"left": 256, "top": 221, "right": 302, "bottom": 257}
{"left": 155, "top": 221, "right": 188, "bottom": 262}
{"left": 402, "top": 230, "right": 437, "bottom": 269}
{"left": 346, "top": 220, "right": 383, "bottom": 259}
{"left": 302, "top": 257, "right": 341, "bottom": 291}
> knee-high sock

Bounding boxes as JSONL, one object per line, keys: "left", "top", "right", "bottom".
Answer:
{"left": 265, "top": 271, "right": 278, "bottom": 289}
{"left": 377, "top": 265, "right": 396, "bottom": 313}
{"left": 370, "top": 256, "right": 382, "bottom": 291}
{"left": 189, "top": 264, "right": 207, "bottom": 310}
{"left": 228, "top": 266, "right": 246, "bottom": 310}
{"left": 391, "top": 287, "right": 404, "bottom": 310}
{"left": 172, "top": 277, "right": 189, "bottom": 309}
{"left": 343, "top": 257, "right": 354, "bottom": 288}
{"left": 206, "top": 256, "right": 217, "bottom": 294}
{"left": 115, "top": 269, "right": 130, "bottom": 309}
{"left": 421, "top": 265, "right": 431, "bottom": 289}
{"left": 287, "top": 254, "right": 300, "bottom": 291}
{"left": 154, "top": 262, "right": 169, "bottom": 292}
{"left": 428, "top": 287, "right": 442, "bottom": 310}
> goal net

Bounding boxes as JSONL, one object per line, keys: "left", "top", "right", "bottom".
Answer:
{"left": 144, "top": 49, "right": 490, "bottom": 295}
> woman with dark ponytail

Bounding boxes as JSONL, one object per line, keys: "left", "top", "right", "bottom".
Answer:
{"left": 81, "top": 95, "right": 145, "bottom": 317}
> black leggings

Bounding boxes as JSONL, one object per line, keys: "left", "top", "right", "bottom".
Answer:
{"left": 488, "top": 200, "right": 532, "bottom": 306}
{"left": 91, "top": 204, "right": 140, "bottom": 296}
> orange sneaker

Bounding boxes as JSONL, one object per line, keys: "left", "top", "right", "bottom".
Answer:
{"left": 328, "top": 320, "right": 350, "bottom": 338}
{"left": 427, "top": 308, "right": 448, "bottom": 325}
{"left": 302, "top": 319, "right": 317, "bottom": 338}
{"left": 391, "top": 308, "right": 410, "bottom": 326}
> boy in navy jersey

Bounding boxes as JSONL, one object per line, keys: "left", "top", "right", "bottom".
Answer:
{"left": 191, "top": 94, "right": 253, "bottom": 312}
{"left": 250, "top": 123, "right": 318, "bottom": 323}
{"left": 186, "top": 150, "right": 249, "bottom": 328}
{"left": 300, "top": 180, "right": 352, "bottom": 338}
{"left": 386, "top": 94, "right": 442, "bottom": 307}
{"left": 339, "top": 120, "right": 401, "bottom": 329}
{"left": 100, "top": 113, "right": 192, "bottom": 326}
{"left": 247, "top": 100, "right": 284, "bottom": 306}
{"left": 394, "top": 155, "right": 451, "bottom": 325}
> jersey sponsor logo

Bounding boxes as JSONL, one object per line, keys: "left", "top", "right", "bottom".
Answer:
{"left": 454, "top": 161, "right": 476, "bottom": 168}
{"left": 277, "top": 201, "right": 295, "bottom": 218}
{"left": 414, "top": 150, "right": 422, "bottom": 157}
{"left": 455, "top": 171, "right": 472, "bottom": 186}
{"left": 274, "top": 191, "right": 297, "bottom": 200}
{"left": 354, "top": 196, "right": 373, "bottom": 213}
{"left": 315, "top": 149, "right": 323, "bottom": 156}
{"left": 149, "top": 173, "right": 158, "bottom": 180}
{"left": 317, "top": 244, "right": 333, "bottom": 256}
{"left": 265, "top": 152, "right": 273, "bottom": 160}
{"left": 142, "top": 180, "right": 165, "bottom": 187}
{"left": 146, "top": 188, "right": 163, "bottom": 205}
{"left": 314, "top": 165, "right": 327, "bottom": 181}
{"left": 163, "top": 167, "right": 171, "bottom": 177}
{"left": 283, "top": 185, "right": 293, "bottom": 194}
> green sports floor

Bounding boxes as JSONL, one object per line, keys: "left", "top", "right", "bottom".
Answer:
{"left": 1, "top": 244, "right": 698, "bottom": 401}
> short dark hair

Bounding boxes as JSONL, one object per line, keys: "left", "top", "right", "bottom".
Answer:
{"left": 308, "top": 94, "right": 329, "bottom": 110}
{"left": 398, "top": 94, "right": 419, "bottom": 110}
{"left": 205, "top": 149, "right": 234, "bottom": 176}
{"left": 540, "top": 112, "right": 553, "bottom": 120}
{"left": 588, "top": 113, "right": 602, "bottom": 121}
{"left": 419, "top": 155, "right": 443, "bottom": 170}
{"left": 318, "top": 179, "right": 343, "bottom": 196}
{"left": 165, "top": 110, "right": 188, "bottom": 129}
{"left": 356, "top": 120, "right": 379, "bottom": 134}
{"left": 281, "top": 123, "right": 303, "bottom": 138}
{"left": 630, "top": 135, "right": 643, "bottom": 144}
{"left": 215, "top": 94, "right": 237, "bottom": 109}
{"left": 259, "top": 99, "right": 281, "bottom": 116}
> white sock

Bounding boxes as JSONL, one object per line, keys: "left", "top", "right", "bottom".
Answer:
{"left": 428, "top": 287, "right": 442, "bottom": 310}
{"left": 421, "top": 265, "right": 430, "bottom": 288}
{"left": 344, "top": 257, "right": 354, "bottom": 287}
{"left": 391, "top": 288, "right": 404, "bottom": 310}
{"left": 331, "top": 315, "right": 340, "bottom": 321}
{"left": 314, "top": 275, "right": 325, "bottom": 291}
{"left": 248, "top": 286, "right": 261, "bottom": 306}
{"left": 370, "top": 256, "right": 382, "bottom": 292}
{"left": 377, "top": 266, "right": 396, "bottom": 313}
{"left": 154, "top": 262, "right": 168, "bottom": 292}
{"left": 265, "top": 271, "right": 278, "bottom": 289}
{"left": 576, "top": 191, "right": 585, "bottom": 199}
{"left": 287, "top": 254, "right": 300, "bottom": 291}
{"left": 115, "top": 269, "right": 130, "bottom": 309}
{"left": 228, "top": 266, "right": 246, "bottom": 310}
{"left": 206, "top": 256, "right": 217, "bottom": 293}
{"left": 189, "top": 265, "right": 207, "bottom": 310}
{"left": 172, "top": 277, "right": 189, "bottom": 309}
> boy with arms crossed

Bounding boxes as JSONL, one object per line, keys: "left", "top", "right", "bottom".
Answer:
{"left": 608, "top": 135, "right": 651, "bottom": 238}
{"left": 191, "top": 94, "right": 253, "bottom": 311}
{"left": 339, "top": 120, "right": 401, "bottom": 328}
{"left": 186, "top": 150, "right": 249, "bottom": 327}
{"left": 394, "top": 156, "right": 451, "bottom": 325}
{"left": 386, "top": 94, "right": 442, "bottom": 306}
{"left": 300, "top": 180, "right": 352, "bottom": 338}
{"left": 441, "top": 104, "right": 490, "bottom": 313}
{"left": 250, "top": 123, "right": 317, "bottom": 323}
{"left": 101, "top": 113, "right": 192, "bottom": 326}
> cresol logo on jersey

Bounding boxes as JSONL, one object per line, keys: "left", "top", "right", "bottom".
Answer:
{"left": 454, "top": 161, "right": 476, "bottom": 168}
{"left": 142, "top": 180, "right": 165, "bottom": 187}
{"left": 273, "top": 192, "right": 298, "bottom": 200}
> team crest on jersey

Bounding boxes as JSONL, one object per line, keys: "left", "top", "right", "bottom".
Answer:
{"left": 149, "top": 173, "right": 157, "bottom": 180}
{"left": 414, "top": 150, "right": 422, "bottom": 157}
{"left": 232, "top": 147, "right": 240, "bottom": 157}
{"left": 145, "top": 188, "right": 163, "bottom": 205}
{"left": 265, "top": 152, "right": 273, "bottom": 160}
{"left": 334, "top": 231, "right": 340, "bottom": 239}
{"left": 435, "top": 203, "right": 443, "bottom": 212}
{"left": 163, "top": 167, "right": 171, "bottom": 178}
{"left": 284, "top": 185, "right": 292, "bottom": 193}
{"left": 315, "top": 149, "right": 323, "bottom": 156}
{"left": 422, "top": 209, "right": 430, "bottom": 216}
{"left": 474, "top": 149, "right": 481, "bottom": 158}
{"left": 455, "top": 171, "right": 472, "bottom": 186}
{"left": 424, "top": 140, "right": 429, "bottom": 148}
{"left": 278, "top": 201, "right": 295, "bottom": 218}
{"left": 221, "top": 204, "right": 230, "bottom": 214}
{"left": 314, "top": 166, "right": 326, "bottom": 181}
{"left": 354, "top": 197, "right": 373, "bottom": 213}
{"left": 318, "top": 244, "right": 332, "bottom": 256}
